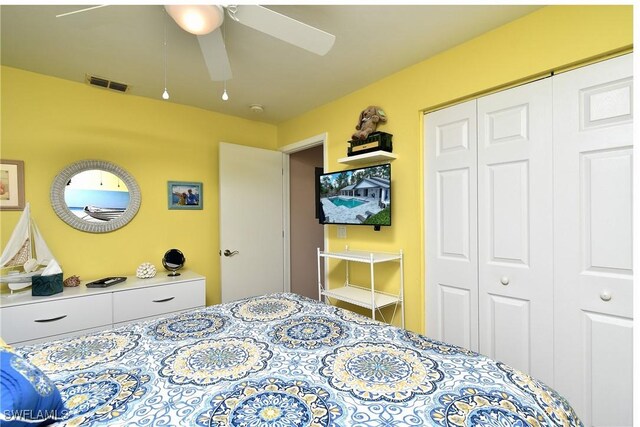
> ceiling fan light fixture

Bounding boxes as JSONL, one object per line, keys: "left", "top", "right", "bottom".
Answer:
{"left": 165, "top": 5, "right": 224, "bottom": 35}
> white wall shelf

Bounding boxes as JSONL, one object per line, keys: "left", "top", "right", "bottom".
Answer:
{"left": 337, "top": 150, "right": 397, "bottom": 165}
{"left": 317, "top": 245, "right": 404, "bottom": 327}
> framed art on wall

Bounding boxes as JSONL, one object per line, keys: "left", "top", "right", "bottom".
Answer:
{"left": 0, "top": 160, "right": 25, "bottom": 210}
{"left": 168, "top": 181, "right": 202, "bottom": 210}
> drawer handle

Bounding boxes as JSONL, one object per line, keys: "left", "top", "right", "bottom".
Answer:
{"left": 34, "top": 315, "right": 67, "bottom": 323}
{"left": 153, "top": 297, "right": 175, "bottom": 303}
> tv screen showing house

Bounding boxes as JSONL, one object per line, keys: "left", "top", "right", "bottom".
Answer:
{"left": 318, "top": 163, "right": 391, "bottom": 226}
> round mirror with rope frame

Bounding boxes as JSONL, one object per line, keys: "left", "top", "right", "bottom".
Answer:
{"left": 50, "top": 160, "right": 141, "bottom": 233}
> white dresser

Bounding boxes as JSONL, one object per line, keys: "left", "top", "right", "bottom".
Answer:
{"left": 0, "top": 271, "right": 205, "bottom": 346}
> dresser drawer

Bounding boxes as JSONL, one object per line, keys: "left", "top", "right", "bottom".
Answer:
{"left": 113, "top": 279, "right": 205, "bottom": 323}
{"left": 0, "top": 293, "right": 112, "bottom": 344}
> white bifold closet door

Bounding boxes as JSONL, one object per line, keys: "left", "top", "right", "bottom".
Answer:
{"left": 424, "top": 100, "right": 478, "bottom": 351}
{"left": 425, "top": 79, "right": 554, "bottom": 385}
{"left": 477, "top": 79, "right": 554, "bottom": 385}
{"left": 553, "top": 54, "right": 633, "bottom": 426}
{"left": 425, "top": 54, "right": 633, "bottom": 425}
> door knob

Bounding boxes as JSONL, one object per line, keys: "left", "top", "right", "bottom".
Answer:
{"left": 600, "top": 290, "right": 612, "bottom": 302}
{"left": 223, "top": 249, "right": 239, "bottom": 257}
{"left": 500, "top": 276, "right": 510, "bottom": 286}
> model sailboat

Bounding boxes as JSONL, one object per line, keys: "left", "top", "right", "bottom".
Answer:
{"left": 0, "top": 203, "right": 55, "bottom": 291}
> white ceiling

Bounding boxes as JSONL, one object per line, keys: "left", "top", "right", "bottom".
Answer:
{"left": 1, "top": 5, "right": 540, "bottom": 123}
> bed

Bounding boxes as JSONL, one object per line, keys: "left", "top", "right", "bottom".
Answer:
{"left": 3, "top": 293, "right": 582, "bottom": 426}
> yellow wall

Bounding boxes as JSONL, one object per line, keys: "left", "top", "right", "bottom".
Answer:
{"left": 276, "top": 5, "right": 633, "bottom": 333}
{"left": 0, "top": 67, "right": 278, "bottom": 305}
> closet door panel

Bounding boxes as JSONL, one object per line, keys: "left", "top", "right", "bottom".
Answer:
{"left": 582, "top": 149, "right": 633, "bottom": 276}
{"left": 438, "top": 168, "right": 470, "bottom": 260}
{"left": 584, "top": 312, "right": 633, "bottom": 427}
{"left": 487, "top": 160, "right": 529, "bottom": 265}
{"left": 438, "top": 285, "right": 472, "bottom": 348}
{"left": 488, "top": 294, "right": 530, "bottom": 370}
{"left": 425, "top": 100, "right": 478, "bottom": 351}
{"left": 553, "top": 54, "right": 633, "bottom": 426}
{"left": 477, "top": 78, "right": 554, "bottom": 385}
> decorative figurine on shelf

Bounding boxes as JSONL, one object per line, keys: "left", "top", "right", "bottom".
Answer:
{"left": 352, "top": 106, "right": 387, "bottom": 140}
{"left": 347, "top": 105, "right": 393, "bottom": 157}
{"left": 136, "top": 262, "right": 157, "bottom": 279}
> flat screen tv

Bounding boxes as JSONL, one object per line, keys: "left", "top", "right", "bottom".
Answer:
{"left": 317, "top": 163, "right": 391, "bottom": 229}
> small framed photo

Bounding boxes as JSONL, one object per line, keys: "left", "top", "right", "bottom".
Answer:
{"left": 0, "top": 160, "right": 25, "bottom": 211}
{"left": 168, "top": 181, "right": 202, "bottom": 210}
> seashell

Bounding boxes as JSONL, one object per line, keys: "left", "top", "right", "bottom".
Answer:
{"left": 63, "top": 275, "right": 81, "bottom": 287}
{"left": 136, "top": 262, "right": 157, "bottom": 279}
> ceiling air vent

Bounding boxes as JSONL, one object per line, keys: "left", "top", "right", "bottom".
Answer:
{"left": 86, "top": 74, "right": 129, "bottom": 93}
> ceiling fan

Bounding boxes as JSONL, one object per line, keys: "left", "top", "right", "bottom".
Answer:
{"left": 57, "top": 5, "right": 336, "bottom": 82}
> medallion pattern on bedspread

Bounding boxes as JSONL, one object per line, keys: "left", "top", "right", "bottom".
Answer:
{"left": 56, "top": 368, "right": 150, "bottom": 426}
{"left": 20, "top": 293, "right": 582, "bottom": 426}
{"left": 149, "top": 311, "right": 228, "bottom": 340}
{"left": 270, "top": 316, "right": 346, "bottom": 349}
{"left": 401, "top": 330, "right": 478, "bottom": 356}
{"left": 231, "top": 295, "right": 302, "bottom": 321}
{"left": 497, "top": 362, "right": 581, "bottom": 426}
{"left": 23, "top": 331, "right": 140, "bottom": 373}
{"left": 333, "top": 307, "right": 381, "bottom": 325}
{"left": 320, "top": 341, "right": 444, "bottom": 402}
{"left": 195, "top": 377, "right": 344, "bottom": 427}
{"left": 159, "top": 337, "right": 272, "bottom": 385}
{"left": 429, "top": 387, "right": 549, "bottom": 427}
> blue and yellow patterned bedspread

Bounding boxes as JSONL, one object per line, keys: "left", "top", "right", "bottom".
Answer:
{"left": 16, "top": 293, "right": 582, "bottom": 426}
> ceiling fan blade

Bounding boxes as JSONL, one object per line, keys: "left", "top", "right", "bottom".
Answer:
{"left": 197, "top": 29, "right": 232, "bottom": 81}
{"left": 233, "top": 5, "right": 335, "bottom": 56}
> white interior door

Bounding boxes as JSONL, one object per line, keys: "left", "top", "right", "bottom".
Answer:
{"left": 424, "top": 100, "right": 478, "bottom": 351}
{"left": 219, "top": 142, "right": 284, "bottom": 303}
{"left": 553, "top": 54, "right": 633, "bottom": 426}
{"left": 477, "top": 78, "right": 554, "bottom": 385}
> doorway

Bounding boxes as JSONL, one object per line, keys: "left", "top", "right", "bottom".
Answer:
{"left": 288, "top": 145, "right": 324, "bottom": 299}
{"left": 281, "top": 133, "right": 327, "bottom": 300}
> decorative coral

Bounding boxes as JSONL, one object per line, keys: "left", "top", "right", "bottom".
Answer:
{"left": 136, "top": 262, "right": 157, "bottom": 279}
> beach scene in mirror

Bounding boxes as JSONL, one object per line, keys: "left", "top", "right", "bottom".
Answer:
{"left": 64, "top": 169, "right": 129, "bottom": 222}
